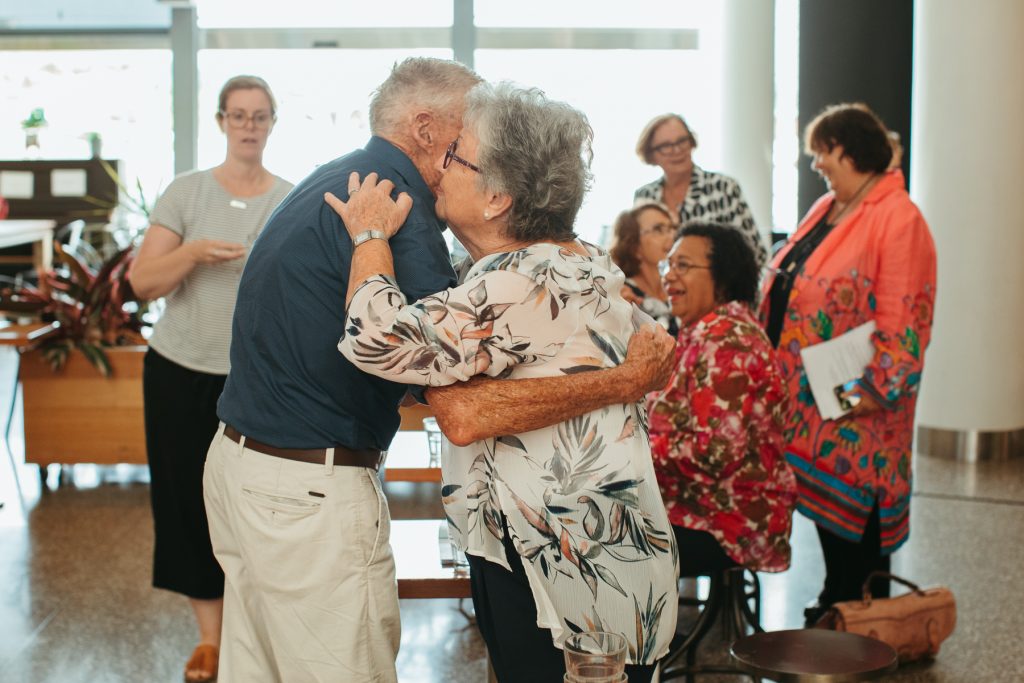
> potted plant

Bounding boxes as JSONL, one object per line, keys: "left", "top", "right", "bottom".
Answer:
{"left": 1, "top": 242, "right": 150, "bottom": 466}
{"left": 21, "top": 107, "right": 48, "bottom": 156}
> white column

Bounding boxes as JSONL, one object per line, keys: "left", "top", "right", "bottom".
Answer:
{"left": 913, "top": 0, "right": 1024, "bottom": 441}
{"left": 170, "top": 5, "right": 198, "bottom": 175}
{"left": 720, "top": 0, "right": 775, "bottom": 247}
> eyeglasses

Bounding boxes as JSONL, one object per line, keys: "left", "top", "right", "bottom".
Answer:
{"left": 640, "top": 222, "right": 677, "bottom": 237}
{"left": 220, "top": 110, "right": 275, "bottom": 129}
{"left": 651, "top": 135, "right": 693, "bottom": 155}
{"left": 444, "top": 139, "right": 481, "bottom": 173}
{"left": 659, "top": 258, "right": 712, "bottom": 277}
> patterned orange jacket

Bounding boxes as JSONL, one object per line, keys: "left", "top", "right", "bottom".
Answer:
{"left": 760, "top": 170, "right": 936, "bottom": 553}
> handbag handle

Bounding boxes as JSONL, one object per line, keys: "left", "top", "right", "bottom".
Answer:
{"left": 860, "top": 571, "right": 925, "bottom": 603}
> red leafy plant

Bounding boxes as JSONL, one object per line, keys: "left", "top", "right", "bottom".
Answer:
{"left": 0, "top": 242, "right": 147, "bottom": 376}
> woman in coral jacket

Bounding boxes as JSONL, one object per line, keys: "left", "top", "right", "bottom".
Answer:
{"left": 760, "top": 103, "right": 936, "bottom": 626}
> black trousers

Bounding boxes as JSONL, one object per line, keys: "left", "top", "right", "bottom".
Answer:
{"left": 143, "top": 348, "right": 226, "bottom": 600}
{"left": 467, "top": 525, "right": 657, "bottom": 683}
{"left": 673, "top": 525, "right": 738, "bottom": 578}
{"left": 815, "top": 504, "right": 891, "bottom": 608}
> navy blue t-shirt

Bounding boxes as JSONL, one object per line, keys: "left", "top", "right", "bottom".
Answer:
{"left": 217, "top": 137, "right": 457, "bottom": 449}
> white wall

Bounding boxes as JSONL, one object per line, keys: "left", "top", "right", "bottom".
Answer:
{"left": 913, "top": 0, "right": 1024, "bottom": 431}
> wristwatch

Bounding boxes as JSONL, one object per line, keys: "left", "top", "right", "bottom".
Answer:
{"left": 351, "top": 229, "right": 387, "bottom": 247}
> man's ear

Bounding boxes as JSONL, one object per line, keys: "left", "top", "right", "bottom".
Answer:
{"left": 412, "top": 111, "right": 435, "bottom": 149}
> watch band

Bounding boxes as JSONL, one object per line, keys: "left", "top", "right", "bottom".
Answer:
{"left": 351, "top": 229, "right": 387, "bottom": 247}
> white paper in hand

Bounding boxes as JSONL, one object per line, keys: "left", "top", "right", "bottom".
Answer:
{"left": 799, "top": 320, "right": 877, "bottom": 420}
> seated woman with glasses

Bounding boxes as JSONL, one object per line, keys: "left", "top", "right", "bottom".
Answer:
{"left": 328, "top": 83, "right": 678, "bottom": 683}
{"left": 609, "top": 200, "right": 679, "bottom": 335}
{"left": 633, "top": 114, "right": 767, "bottom": 268}
{"left": 130, "top": 75, "right": 293, "bottom": 683}
{"left": 646, "top": 224, "right": 797, "bottom": 577}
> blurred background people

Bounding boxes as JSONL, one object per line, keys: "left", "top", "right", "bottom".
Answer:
{"left": 647, "top": 224, "right": 796, "bottom": 577}
{"left": 610, "top": 200, "right": 678, "bottom": 334}
{"left": 760, "top": 103, "right": 936, "bottom": 626}
{"left": 129, "top": 75, "right": 292, "bottom": 683}
{"left": 633, "top": 113, "right": 767, "bottom": 267}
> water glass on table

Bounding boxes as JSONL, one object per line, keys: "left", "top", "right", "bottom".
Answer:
{"left": 564, "top": 632, "right": 627, "bottom": 683}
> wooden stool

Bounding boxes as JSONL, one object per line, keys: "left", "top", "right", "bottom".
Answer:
{"left": 730, "top": 629, "right": 898, "bottom": 682}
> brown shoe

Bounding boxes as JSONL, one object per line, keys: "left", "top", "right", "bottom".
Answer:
{"left": 184, "top": 643, "right": 219, "bottom": 683}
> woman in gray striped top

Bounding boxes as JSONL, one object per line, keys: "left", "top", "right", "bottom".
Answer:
{"left": 130, "top": 75, "right": 292, "bottom": 683}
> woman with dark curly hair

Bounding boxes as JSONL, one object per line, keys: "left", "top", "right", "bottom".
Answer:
{"left": 761, "top": 103, "right": 936, "bottom": 625}
{"left": 647, "top": 224, "right": 797, "bottom": 576}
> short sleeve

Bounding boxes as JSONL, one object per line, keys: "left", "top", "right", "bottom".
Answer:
{"left": 148, "top": 174, "right": 190, "bottom": 237}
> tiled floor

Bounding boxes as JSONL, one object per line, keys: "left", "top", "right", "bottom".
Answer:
{"left": 1, "top": 347, "right": 1021, "bottom": 681}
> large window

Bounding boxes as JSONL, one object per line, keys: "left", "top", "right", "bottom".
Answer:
{"left": 1, "top": 3, "right": 777, "bottom": 245}
{"left": 475, "top": 0, "right": 709, "bottom": 29}
{"left": 475, "top": 48, "right": 719, "bottom": 245}
{"left": 195, "top": 0, "right": 450, "bottom": 28}
{"left": 0, "top": 50, "right": 173, "bottom": 200}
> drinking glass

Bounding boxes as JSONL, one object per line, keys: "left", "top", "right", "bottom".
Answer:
{"left": 564, "top": 632, "right": 627, "bottom": 683}
{"left": 422, "top": 417, "right": 443, "bottom": 467}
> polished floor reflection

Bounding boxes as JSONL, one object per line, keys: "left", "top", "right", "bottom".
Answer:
{"left": 1, "top": 371, "right": 1022, "bottom": 682}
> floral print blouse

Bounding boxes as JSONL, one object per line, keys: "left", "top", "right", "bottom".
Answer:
{"left": 338, "top": 242, "right": 678, "bottom": 664}
{"left": 646, "top": 301, "right": 797, "bottom": 572}
{"left": 759, "top": 170, "right": 936, "bottom": 553}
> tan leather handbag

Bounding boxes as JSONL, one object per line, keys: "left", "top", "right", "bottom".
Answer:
{"left": 816, "top": 572, "right": 956, "bottom": 663}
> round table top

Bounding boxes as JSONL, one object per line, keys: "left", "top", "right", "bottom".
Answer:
{"left": 730, "top": 629, "right": 898, "bottom": 683}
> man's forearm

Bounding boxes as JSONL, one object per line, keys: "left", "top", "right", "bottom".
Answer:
{"left": 426, "top": 365, "right": 644, "bottom": 446}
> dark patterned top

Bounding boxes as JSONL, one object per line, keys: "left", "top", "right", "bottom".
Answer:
{"left": 646, "top": 301, "right": 797, "bottom": 572}
{"left": 634, "top": 165, "right": 767, "bottom": 267}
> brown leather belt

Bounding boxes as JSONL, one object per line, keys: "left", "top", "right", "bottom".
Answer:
{"left": 223, "top": 425, "right": 383, "bottom": 470}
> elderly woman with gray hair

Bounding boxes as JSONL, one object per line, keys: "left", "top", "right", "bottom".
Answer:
{"left": 326, "top": 83, "right": 678, "bottom": 683}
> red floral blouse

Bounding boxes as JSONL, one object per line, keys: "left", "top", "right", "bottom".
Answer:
{"left": 646, "top": 301, "right": 797, "bottom": 572}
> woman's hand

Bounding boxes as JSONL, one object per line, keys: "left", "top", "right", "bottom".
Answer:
{"left": 188, "top": 239, "right": 247, "bottom": 265}
{"left": 324, "top": 171, "right": 413, "bottom": 241}
{"left": 839, "top": 387, "right": 883, "bottom": 418}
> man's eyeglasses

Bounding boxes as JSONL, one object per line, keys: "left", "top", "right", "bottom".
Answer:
{"left": 640, "top": 222, "right": 677, "bottom": 237}
{"left": 651, "top": 135, "right": 693, "bottom": 155}
{"left": 444, "top": 139, "right": 481, "bottom": 173}
{"left": 659, "top": 258, "right": 712, "bottom": 278}
{"left": 220, "top": 110, "right": 275, "bottom": 129}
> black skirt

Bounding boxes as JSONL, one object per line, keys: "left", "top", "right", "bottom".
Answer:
{"left": 143, "top": 348, "right": 226, "bottom": 600}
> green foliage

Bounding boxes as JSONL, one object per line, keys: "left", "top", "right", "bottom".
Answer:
{"left": 21, "top": 107, "right": 47, "bottom": 130}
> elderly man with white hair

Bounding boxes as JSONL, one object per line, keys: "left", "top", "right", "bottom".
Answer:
{"left": 205, "top": 58, "right": 675, "bottom": 683}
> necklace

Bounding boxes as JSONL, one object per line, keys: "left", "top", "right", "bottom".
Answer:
{"left": 828, "top": 173, "right": 879, "bottom": 225}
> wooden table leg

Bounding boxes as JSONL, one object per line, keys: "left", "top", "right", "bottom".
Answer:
{"left": 32, "top": 237, "right": 52, "bottom": 295}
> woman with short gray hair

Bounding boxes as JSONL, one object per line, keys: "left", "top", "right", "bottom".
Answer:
{"left": 328, "top": 82, "right": 678, "bottom": 682}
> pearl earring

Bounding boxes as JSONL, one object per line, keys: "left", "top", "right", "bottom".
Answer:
{"left": 483, "top": 211, "right": 491, "bottom": 220}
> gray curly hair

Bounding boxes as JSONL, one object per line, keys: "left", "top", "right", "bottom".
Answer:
{"left": 464, "top": 83, "right": 594, "bottom": 242}
{"left": 369, "top": 57, "right": 481, "bottom": 136}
